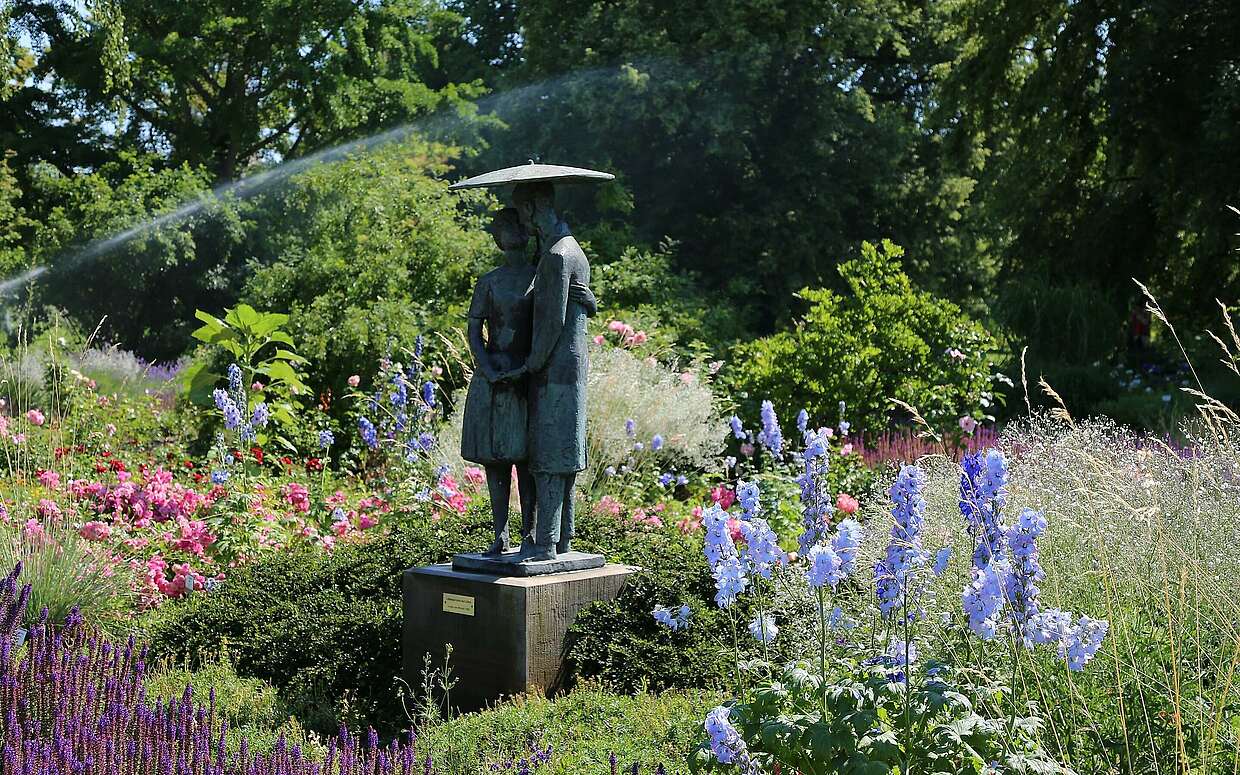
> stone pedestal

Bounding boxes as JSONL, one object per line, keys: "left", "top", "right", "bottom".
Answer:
{"left": 402, "top": 562, "right": 636, "bottom": 711}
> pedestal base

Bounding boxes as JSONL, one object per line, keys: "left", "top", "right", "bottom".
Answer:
{"left": 402, "top": 562, "right": 636, "bottom": 711}
{"left": 451, "top": 549, "right": 605, "bottom": 576}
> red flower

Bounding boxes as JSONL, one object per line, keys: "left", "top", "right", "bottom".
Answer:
{"left": 109, "top": 459, "right": 127, "bottom": 472}
{"left": 251, "top": 446, "right": 264, "bottom": 464}
{"left": 231, "top": 449, "right": 244, "bottom": 461}
{"left": 305, "top": 457, "right": 324, "bottom": 472}
{"left": 192, "top": 472, "right": 205, "bottom": 483}
{"left": 53, "top": 446, "right": 69, "bottom": 460}
{"left": 279, "top": 455, "right": 293, "bottom": 468}
{"left": 183, "top": 460, "right": 195, "bottom": 468}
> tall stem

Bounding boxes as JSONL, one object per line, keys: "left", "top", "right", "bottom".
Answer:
{"left": 903, "top": 596, "right": 913, "bottom": 775}
{"left": 817, "top": 588, "right": 828, "bottom": 716}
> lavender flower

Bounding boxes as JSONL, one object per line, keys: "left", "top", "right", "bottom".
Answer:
{"left": 625, "top": 418, "right": 637, "bottom": 437}
{"left": 421, "top": 381, "right": 436, "bottom": 408}
{"left": 1004, "top": 508, "right": 1048, "bottom": 637}
{"left": 251, "top": 402, "right": 270, "bottom": 428}
{"left": 961, "top": 449, "right": 1009, "bottom": 569}
{"left": 227, "top": 363, "right": 242, "bottom": 391}
{"left": 796, "top": 408, "right": 809, "bottom": 434}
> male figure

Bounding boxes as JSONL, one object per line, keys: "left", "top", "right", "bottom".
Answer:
{"left": 510, "top": 182, "right": 591, "bottom": 562}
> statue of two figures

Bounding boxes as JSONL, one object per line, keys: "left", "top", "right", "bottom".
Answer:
{"left": 459, "top": 182, "right": 596, "bottom": 564}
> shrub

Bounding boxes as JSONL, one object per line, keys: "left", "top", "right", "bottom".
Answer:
{"left": 141, "top": 507, "right": 492, "bottom": 734}
{"left": 240, "top": 138, "right": 494, "bottom": 423}
{"left": 726, "top": 239, "right": 1004, "bottom": 436}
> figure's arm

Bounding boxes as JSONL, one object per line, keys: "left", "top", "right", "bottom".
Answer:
{"left": 467, "top": 279, "right": 498, "bottom": 382}
{"left": 526, "top": 252, "right": 569, "bottom": 374}
{"left": 568, "top": 281, "right": 599, "bottom": 318}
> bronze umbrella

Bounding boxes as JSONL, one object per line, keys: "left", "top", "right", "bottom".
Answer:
{"left": 448, "top": 161, "right": 614, "bottom": 190}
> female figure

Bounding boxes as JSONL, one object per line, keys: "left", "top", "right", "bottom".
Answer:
{"left": 461, "top": 208, "right": 596, "bottom": 555}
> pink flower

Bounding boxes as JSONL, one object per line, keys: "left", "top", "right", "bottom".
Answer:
{"left": 36, "top": 498, "right": 61, "bottom": 519}
{"left": 680, "top": 372, "right": 696, "bottom": 385}
{"left": 11, "top": 434, "right": 26, "bottom": 444}
{"left": 835, "top": 493, "right": 859, "bottom": 515}
{"left": 607, "top": 320, "right": 627, "bottom": 333}
{"left": 593, "top": 495, "right": 623, "bottom": 517}
{"left": 347, "top": 375, "right": 361, "bottom": 387}
{"left": 431, "top": 366, "right": 443, "bottom": 377}
{"left": 463, "top": 466, "right": 485, "bottom": 487}
{"left": 26, "top": 409, "right": 45, "bottom": 426}
{"left": 740, "top": 442, "right": 755, "bottom": 458}
{"left": 80, "top": 521, "right": 112, "bottom": 541}
{"left": 710, "top": 485, "right": 736, "bottom": 510}
{"left": 840, "top": 443, "right": 854, "bottom": 456}
{"left": 958, "top": 415, "right": 978, "bottom": 434}
{"left": 624, "top": 331, "right": 648, "bottom": 346}
{"left": 105, "top": 423, "right": 117, "bottom": 436}
{"left": 726, "top": 517, "right": 744, "bottom": 543}
{"left": 358, "top": 513, "right": 379, "bottom": 530}
{"left": 37, "top": 469, "right": 60, "bottom": 489}
{"left": 23, "top": 518, "right": 44, "bottom": 540}
{"left": 281, "top": 482, "right": 311, "bottom": 513}
{"left": 593, "top": 334, "right": 605, "bottom": 345}
{"left": 251, "top": 381, "right": 265, "bottom": 391}
{"left": 676, "top": 506, "right": 704, "bottom": 534}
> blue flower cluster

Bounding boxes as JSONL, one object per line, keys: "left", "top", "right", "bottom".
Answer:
{"left": 736, "top": 480, "right": 761, "bottom": 520}
{"left": 355, "top": 354, "right": 440, "bottom": 461}
{"left": 795, "top": 430, "right": 834, "bottom": 553}
{"left": 748, "top": 613, "right": 778, "bottom": 643}
{"left": 703, "top": 505, "right": 748, "bottom": 607}
{"left": 757, "top": 400, "right": 783, "bottom": 457}
{"left": 805, "top": 518, "right": 863, "bottom": 590}
{"left": 729, "top": 415, "right": 745, "bottom": 440}
{"left": 212, "top": 364, "right": 267, "bottom": 444}
{"left": 318, "top": 429, "right": 335, "bottom": 450}
{"left": 958, "top": 449, "right": 1109, "bottom": 669}
{"left": 739, "top": 518, "right": 785, "bottom": 580}
{"left": 652, "top": 604, "right": 691, "bottom": 631}
{"left": 704, "top": 706, "right": 751, "bottom": 769}
{"left": 875, "top": 465, "right": 930, "bottom": 617}
{"left": 358, "top": 417, "right": 378, "bottom": 449}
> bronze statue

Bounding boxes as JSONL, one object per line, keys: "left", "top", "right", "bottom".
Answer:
{"left": 450, "top": 163, "right": 613, "bottom": 572}
{"left": 461, "top": 206, "right": 596, "bottom": 557}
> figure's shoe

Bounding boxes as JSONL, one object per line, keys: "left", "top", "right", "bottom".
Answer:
{"left": 484, "top": 536, "right": 510, "bottom": 556}
{"left": 556, "top": 538, "right": 572, "bottom": 554}
{"left": 517, "top": 544, "right": 557, "bottom": 563}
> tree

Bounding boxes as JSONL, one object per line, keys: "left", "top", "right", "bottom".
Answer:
{"left": 7, "top": 0, "right": 483, "bottom": 181}
{"left": 457, "top": 0, "right": 974, "bottom": 334}
{"left": 936, "top": 0, "right": 1240, "bottom": 340}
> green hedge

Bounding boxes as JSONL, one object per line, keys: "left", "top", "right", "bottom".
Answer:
{"left": 141, "top": 506, "right": 492, "bottom": 733}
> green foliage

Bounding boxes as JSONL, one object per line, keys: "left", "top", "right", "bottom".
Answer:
{"left": 727, "top": 240, "right": 1003, "bottom": 436}
{"left": 187, "top": 303, "right": 310, "bottom": 440}
{"left": 240, "top": 139, "right": 493, "bottom": 416}
{"left": 140, "top": 509, "right": 492, "bottom": 734}
{"left": 691, "top": 660, "right": 1071, "bottom": 775}
{"left": 415, "top": 685, "right": 714, "bottom": 774}
{"left": 146, "top": 653, "right": 286, "bottom": 731}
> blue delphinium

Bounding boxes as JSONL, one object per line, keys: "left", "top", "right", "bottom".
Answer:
{"left": 358, "top": 417, "right": 379, "bottom": 449}
{"left": 796, "top": 408, "right": 809, "bottom": 434}
{"left": 748, "top": 613, "right": 778, "bottom": 643}
{"left": 250, "top": 402, "right": 269, "bottom": 428}
{"left": 960, "top": 449, "right": 1010, "bottom": 569}
{"left": 658, "top": 472, "right": 674, "bottom": 487}
{"left": 653, "top": 604, "right": 691, "bottom": 631}
{"left": 210, "top": 470, "right": 229, "bottom": 485}
{"left": 933, "top": 546, "right": 952, "bottom": 577}
{"left": 729, "top": 415, "right": 745, "bottom": 440}
{"left": 795, "top": 430, "right": 834, "bottom": 552}
{"left": 832, "top": 518, "right": 863, "bottom": 576}
{"left": 736, "top": 480, "right": 761, "bottom": 520}
{"left": 875, "top": 465, "right": 930, "bottom": 618}
{"left": 676, "top": 474, "right": 689, "bottom": 486}
{"left": 1004, "top": 507, "right": 1048, "bottom": 639}
{"left": 625, "top": 418, "right": 637, "bottom": 437}
{"left": 421, "top": 381, "right": 436, "bottom": 408}
{"left": 1060, "top": 615, "right": 1109, "bottom": 670}
{"left": 227, "top": 363, "right": 242, "bottom": 392}
{"left": 758, "top": 400, "right": 783, "bottom": 457}
{"left": 212, "top": 389, "right": 241, "bottom": 431}
{"left": 318, "top": 430, "right": 335, "bottom": 449}
{"left": 703, "top": 506, "right": 748, "bottom": 607}
{"left": 704, "top": 706, "right": 751, "bottom": 768}
{"left": 651, "top": 434, "right": 664, "bottom": 451}
{"left": 739, "top": 518, "right": 785, "bottom": 579}
{"left": 962, "top": 560, "right": 1007, "bottom": 640}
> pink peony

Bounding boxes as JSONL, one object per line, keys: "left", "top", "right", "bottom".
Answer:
{"left": 607, "top": 320, "right": 627, "bottom": 333}
{"left": 358, "top": 513, "right": 379, "bottom": 530}
{"left": 80, "top": 521, "right": 112, "bottom": 541}
{"left": 835, "top": 493, "right": 859, "bottom": 515}
{"left": 25, "top": 409, "right": 45, "bottom": 426}
{"left": 958, "top": 415, "right": 978, "bottom": 434}
{"left": 347, "top": 375, "right": 361, "bottom": 387}
{"left": 463, "top": 466, "right": 485, "bottom": 487}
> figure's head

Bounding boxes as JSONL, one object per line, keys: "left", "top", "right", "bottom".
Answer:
{"left": 512, "top": 182, "right": 558, "bottom": 235}
{"left": 488, "top": 207, "right": 527, "bottom": 252}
